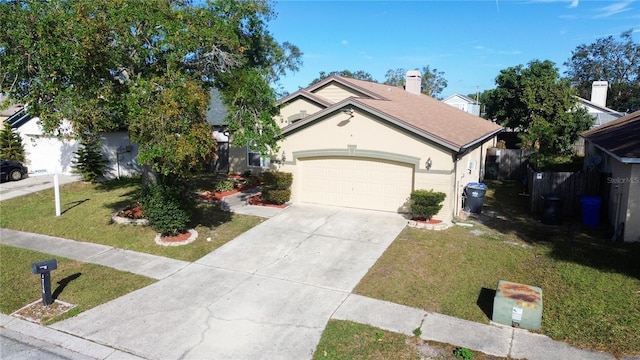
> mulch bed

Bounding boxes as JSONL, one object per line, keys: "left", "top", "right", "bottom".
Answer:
{"left": 248, "top": 194, "right": 288, "bottom": 209}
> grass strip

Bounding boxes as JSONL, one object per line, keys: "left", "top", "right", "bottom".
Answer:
{"left": 1, "top": 244, "right": 155, "bottom": 324}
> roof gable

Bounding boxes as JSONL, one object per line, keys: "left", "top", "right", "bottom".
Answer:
{"left": 581, "top": 110, "right": 640, "bottom": 162}
{"left": 443, "top": 94, "right": 478, "bottom": 104}
{"left": 281, "top": 76, "right": 502, "bottom": 152}
{"left": 575, "top": 96, "right": 622, "bottom": 116}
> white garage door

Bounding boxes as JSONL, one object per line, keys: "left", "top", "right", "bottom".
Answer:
{"left": 298, "top": 157, "right": 413, "bottom": 212}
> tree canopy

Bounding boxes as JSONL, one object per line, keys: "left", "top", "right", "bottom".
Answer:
{"left": 308, "top": 70, "right": 375, "bottom": 85}
{"left": 383, "top": 66, "right": 448, "bottom": 98}
{"left": 564, "top": 29, "right": 640, "bottom": 112}
{"left": 0, "top": 0, "right": 301, "bottom": 177}
{"left": 484, "top": 60, "right": 594, "bottom": 156}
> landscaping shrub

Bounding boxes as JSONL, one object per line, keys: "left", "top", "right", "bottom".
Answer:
{"left": 410, "top": 189, "right": 446, "bottom": 220}
{"left": 261, "top": 171, "right": 293, "bottom": 190}
{"left": 214, "top": 179, "right": 235, "bottom": 192}
{"left": 0, "top": 122, "right": 25, "bottom": 162}
{"left": 261, "top": 189, "right": 291, "bottom": 205}
{"left": 72, "top": 135, "right": 108, "bottom": 183}
{"left": 141, "top": 182, "right": 191, "bottom": 236}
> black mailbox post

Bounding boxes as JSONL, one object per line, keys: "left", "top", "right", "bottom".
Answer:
{"left": 31, "top": 259, "right": 57, "bottom": 306}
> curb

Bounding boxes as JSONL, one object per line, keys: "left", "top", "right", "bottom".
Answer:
{"left": 1, "top": 314, "right": 146, "bottom": 359}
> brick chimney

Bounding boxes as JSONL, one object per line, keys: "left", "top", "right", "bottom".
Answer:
{"left": 591, "top": 81, "right": 608, "bottom": 107}
{"left": 405, "top": 70, "right": 422, "bottom": 95}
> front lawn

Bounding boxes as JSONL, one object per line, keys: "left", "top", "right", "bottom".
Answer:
{"left": 355, "top": 180, "right": 640, "bottom": 357}
{"left": 0, "top": 176, "right": 264, "bottom": 262}
{"left": 0, "top": 245, "right": 155, "bottom": 324}
{"left": 314, "top": 320, "right": 504, "bottom": 360}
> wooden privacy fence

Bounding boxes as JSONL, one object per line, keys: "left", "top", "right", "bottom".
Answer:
{"left": 485, "top": 148, "right": 530, "bottom": 181}
{"left": 527, "top": 167, "right": 608, "bottom": 216}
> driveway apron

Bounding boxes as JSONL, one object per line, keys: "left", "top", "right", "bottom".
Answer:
{"left": 51, "top": 204, "right": 408, "bottom": 360}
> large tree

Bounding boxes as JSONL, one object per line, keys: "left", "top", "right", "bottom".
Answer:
{"left": 564, "top": 30, "right": 640, "bottom": 112}
{"left": 383, "top": 66, "right": 448, "bottom": 98}
{"left": 484, "top": 60, "right": 594, "bottom": 156}
{"left": 309, "top": 70, "right": 376, "bottom": 85}
{"left": 0, "top": 0, "right": 301, "bottom": 177}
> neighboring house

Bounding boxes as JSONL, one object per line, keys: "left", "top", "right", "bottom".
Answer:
{"left": 581, "top": 110, "right": 640, "bottom": 243}
{"left": 4, "top": 107, "right": 140, "bottom": 178}
{"left": 577, "top": 81, "right": 623, "bottom": 127}
{"left": 442, "top": 94, "right": 481, "bottom": 116}
{"left": 230, "top": 73, "right": 503, "bottom": 221}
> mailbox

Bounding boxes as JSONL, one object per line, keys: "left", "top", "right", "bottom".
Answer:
{"left": 31, "top": 259, "right": 57, "bottom": 306}
{"left": 32, "top": 259, "right": 57, "bottom": 274}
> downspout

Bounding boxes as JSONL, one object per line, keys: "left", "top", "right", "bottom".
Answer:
{"left": 453, "top": 154, "right": 459, "bottom": 218}
{"left": 479, "top": 142, "right": 484, "bottom": 181}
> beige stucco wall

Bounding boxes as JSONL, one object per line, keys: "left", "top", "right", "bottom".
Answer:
{"left": 313, "top": 83, "right": 363, "bottom": 103}
{"left": 276, "top": 109, "right": 474, "bottom": 220}
{"left": 276, "top": 98, "right": 324, "bottom": 128}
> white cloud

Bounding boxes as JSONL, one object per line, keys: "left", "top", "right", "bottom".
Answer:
{"left": 341, "top": 40, "right": 349, "bottom": 46}
{"left": 569, "top": 0, "right": 579, "bottom": 8}
{"left": 594, "top": 1, "right": 633, "bottom": 18}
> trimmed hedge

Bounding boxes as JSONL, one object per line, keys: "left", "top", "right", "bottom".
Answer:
{"left": 262, "top": 189, "right": 291, "bottom": 205}
{"left": 261, "top": 171, "right": 293, "bottom": 190}
{"left": 410, "top": 189, "right": 446, "bottom": 220}
{"left": 260, "top": 171, "right": 293, "bottom": 204}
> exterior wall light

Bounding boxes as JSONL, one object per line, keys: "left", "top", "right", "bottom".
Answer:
{"left": 281, "top": 151, "right": 286, "bottom": 163}
{"left": 426, "top": 157, "right": 432, "bottom": 170}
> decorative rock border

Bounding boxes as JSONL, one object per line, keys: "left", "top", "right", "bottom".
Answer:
{"left": 154, "top": 229, "right": 198, "bottom": 247}
{"left": 407, "top": 220, "right": 452, "bottom": 231}
{"left": 111, "top": 210, "right": 149, "bottom": 226}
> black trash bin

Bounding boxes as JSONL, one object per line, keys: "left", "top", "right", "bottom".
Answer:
{"left": 464, "top": 182, "right": 488, "bottom": 214}
{"left": 541, "top": 194, "right": 563, "bottom": 225}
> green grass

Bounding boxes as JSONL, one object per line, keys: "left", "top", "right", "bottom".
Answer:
{"left": 0, "top": 176, "right": 264, "bottom": 262}
{"left": 0, "top": 244, "right": 155, "bottom": 324}
{"left": 355, "top": 180, "right": 640, "bottom": 357}
{"left": 314, "top": 320, "right": 499, "bottom": 360}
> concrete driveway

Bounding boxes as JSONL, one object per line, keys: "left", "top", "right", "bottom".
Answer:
{"left": 51, "top": 204, "right": 408, "bottom": 360}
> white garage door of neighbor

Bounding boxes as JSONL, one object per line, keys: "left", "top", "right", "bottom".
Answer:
{"left": 299, "top": 157, "right": 413, "bottom": 212}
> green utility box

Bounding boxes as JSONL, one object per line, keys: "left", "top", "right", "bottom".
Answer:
{"left": 492, "top": 280, "right": 543, "bottom": 330}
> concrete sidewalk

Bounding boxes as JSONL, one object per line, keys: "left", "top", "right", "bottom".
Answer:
{"left": 334, "top": 294, "right": 618, "bottom": 360}
{"left": 0, "top": 228, "right": 189, "bottom": 280}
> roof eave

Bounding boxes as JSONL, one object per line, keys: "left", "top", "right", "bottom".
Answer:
{"left": 587, "top": 141, "right": 640, "bottom": 164}
{"left": 459, "top": 127, "right": 505, "bottom": 153}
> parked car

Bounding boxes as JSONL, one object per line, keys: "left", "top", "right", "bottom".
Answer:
{"left": 0, "top": 159, "right": 28, "bottom": 182}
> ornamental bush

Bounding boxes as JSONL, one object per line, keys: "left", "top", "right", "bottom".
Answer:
{"left": 72, "top": 135, "right": 108, "bottom": 183}
{"left": 0, "top": 123, "right": 25, "bottom": 162}
{"left": 262, "top": 189, "right": 291, "bottom": 205}
{"left": 261, "top": 171, "right": 293, "bottom": 190}
{"left": 214, "top": 179, "right": 235, "bottom": 192}
{"left": 142, "top": 181, "right": 191, "bottom": 236}
{"left": 410, "top": 189, "right": 446, "bottom": 220}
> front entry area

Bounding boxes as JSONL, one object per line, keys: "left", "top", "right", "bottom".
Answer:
{"left": 298, "top": 156, "right": 414, "bottom": 212}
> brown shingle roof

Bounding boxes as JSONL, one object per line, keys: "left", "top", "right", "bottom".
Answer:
{"left": 581, "top": 110, "right": 640, "bottom": 161}
{"left": 282, "top": 76, "right": 502, "bottom": 151}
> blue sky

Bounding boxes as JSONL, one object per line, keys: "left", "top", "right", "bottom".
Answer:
{"left": 267, "top": 0, "right": 640, "bottom": 98}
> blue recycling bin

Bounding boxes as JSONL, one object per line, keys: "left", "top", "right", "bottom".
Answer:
{"left": 581, "top": 196, "right": 602, "bottom": 227}
{"left": 464, "top": 182, "right": 488, "bottom": 214}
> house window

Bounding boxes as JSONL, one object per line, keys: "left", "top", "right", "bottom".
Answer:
{"left": 247, "top": 143, "right": 271, "bottom": 168}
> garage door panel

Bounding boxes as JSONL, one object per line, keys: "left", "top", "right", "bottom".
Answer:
{"left": 299, "top": 157, "right": 413, "bottom": 212}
